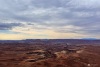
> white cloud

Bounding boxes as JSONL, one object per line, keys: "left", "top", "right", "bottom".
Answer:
{"left": 68, "top": 0, "right": 100, "bottom": 8}
{"left": 0, "top": 0, "right": 100, "bottom": 39}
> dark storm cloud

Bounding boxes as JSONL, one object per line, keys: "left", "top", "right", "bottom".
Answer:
{"left": 0, "top": 23, "right": 22, "bottom": 30}
{"left": 0, "top": 0, "right": 100, "bottom": 35}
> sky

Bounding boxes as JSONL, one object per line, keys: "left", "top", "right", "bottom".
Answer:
{"left": 0, "top": 0, "right": 100, "bottom": 40}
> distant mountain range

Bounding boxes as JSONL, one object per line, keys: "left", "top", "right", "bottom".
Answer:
{"left": 0, "top": 39, "right": 100, "bottom": 45}
{"left": 81, "top": 38, "right": 98, "bottom": 40}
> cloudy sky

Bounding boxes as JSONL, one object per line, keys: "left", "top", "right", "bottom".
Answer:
{"left": 0, "top": 0, "right": 100, "bottom": 40}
